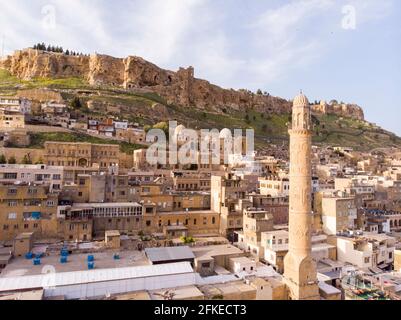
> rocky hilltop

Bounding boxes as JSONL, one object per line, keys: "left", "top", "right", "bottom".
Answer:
{"left": 0, "top": 48, "right": 364, "bottom": 120}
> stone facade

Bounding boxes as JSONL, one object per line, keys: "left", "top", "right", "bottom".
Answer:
{"left": 44, "top": 141, "right": 120, "bottom": 169}
{"left": 0, "top": 184, "right": 59, "bottom": 241}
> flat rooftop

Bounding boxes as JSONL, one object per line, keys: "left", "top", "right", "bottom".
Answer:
{"left": 157, "top": 210, "right": 216, "bottom": 216}
{"left": 72, "top": 202, "right": 142, "bottom": 209}
{"left": 230, "top": 257, "right": 256, "bottom": 264}
{"left": 145, "top": 246, "right": 195, "bottom": 264}
{"left": 14, "top": 233, "right": 34, "bottom": 240}
{"left": 192, "top": 244, "right": 243, "bottom": 260}
{"left": 262, "top": 230, "right": 289, "bottom": 236}
{"left": 0, "top": 250, "right": 149, "bottom": 278}
{"left": 150, "top": 286, "right": 204, "bottom": 300}
{"left": 0, "top": 262, "right": 194, "bottom": 293}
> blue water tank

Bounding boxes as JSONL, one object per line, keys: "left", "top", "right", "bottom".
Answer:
{"left": 33, "top": 258, "right": 41, "bottom": 265}
{"left": 61, "top": 249, "right": 69, "bottom": 257}
{"left": 60, "top": 256, "right": 68, "bottom": 264}
{"left": 35, "top": 253, "right": 43, "bottom": 259}
{"left": 25, "top": 252, "right": 33, "bottom": 260}
{"left": 113, "top": 254, "right": 120, "bottom": 260}
{"left": 88, "top": 262, "right": 95, "bottom": 270}
{"left": 87, "top": 255, "right": 94, "bottom": 262}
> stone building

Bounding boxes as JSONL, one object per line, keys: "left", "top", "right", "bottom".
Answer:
{"left": 0, "top": 183, "right": 59, "bottom": 241}
{"left": 336, "top": 232, "right": 396, "bottom": 270}
{"left": 314, "top": 191, "right": 357, "bottom": 235}
{"left": 44, "top": 142, "right": 120, "bottom": 169}
{"left": 247, "top": 194, "right": 289, "bottom": 225}
{"left": 57, "top": 202, "right": 143, "bottom": 240}
{"left": 0, "top": 164, "right": 64, "bottom": 193}
{"left": 236, "top": 208, "right": 274, "bottom": 259}
{"left": 141, "top": 209, "right": 220, "bottom": 238}
{"left": 211, "top": 173, "right": 249, "bottom": 241}
{"left": 0, "top": 110, "right": 25, "bottom": 130}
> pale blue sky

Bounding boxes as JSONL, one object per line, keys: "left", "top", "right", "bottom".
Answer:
{"left": 0, "top": 0, "right": 399, "bottom": 135}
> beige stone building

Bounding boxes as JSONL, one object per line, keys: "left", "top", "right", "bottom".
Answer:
{"left": 259, "top": 177, "right": 289, "bottom": 197}
{"left": 247, "top": 194, "right": 289, "bottom": 225}
{"left": 57, "top": 202, "right": 143, "bottom": 240}
{"left": 0, "top": 164, "right": 64, "bottom": 192}
{"left": 263, "top": 230, "right": 336, "bottom": 274}
{"left": 142, "top": 209, "right": 220, "bottom": 238}
{"left": 0, "top": 110, "right": 25, "bottom": 130}
{"left": 211, "top": 173, "right": 248, "bottom": 241}
{"left": 44, "top": 142, "right": 120, "bottom": 169}
{"left": 336, "top": 232, "right": 396, "bottom": 269}
{"left": 314, "top": 191, "right": 357, "bottom": 235}
{"left": 0, "top": 183, "right": 59, "bottom": 241}
{"left": 236, "top": 208, "right": 274, "bottom": 259}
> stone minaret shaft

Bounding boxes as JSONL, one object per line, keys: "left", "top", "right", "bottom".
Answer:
{"left": 283, "top": 93, "right": 319, "bottom": 300}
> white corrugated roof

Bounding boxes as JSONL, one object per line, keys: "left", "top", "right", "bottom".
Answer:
{"left": 145, "top": 246, "right": 195, "bottom": 263}
{"left": 0, "top": 262, "right": 193, "bottom": 292}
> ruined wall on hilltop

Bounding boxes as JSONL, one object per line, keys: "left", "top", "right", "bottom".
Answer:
{"left": 311, "top": 100, "right": 364, "bottom": 121}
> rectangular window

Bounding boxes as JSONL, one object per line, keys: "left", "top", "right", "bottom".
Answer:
{"left": 8, "top": 213, "right": 17, "bottom": 220}
{"left": 7, "top": 188, "right": 17, "bottom": 195}
{"left": 8, "top": 201, "right": 17, "bottom": 207}
{"left": 4, "top": 173, "right": 17, "bottom": 179}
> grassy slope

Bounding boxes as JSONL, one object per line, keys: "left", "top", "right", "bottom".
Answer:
{"left": 1, "top": 68, "right": 401, "bottom": 152}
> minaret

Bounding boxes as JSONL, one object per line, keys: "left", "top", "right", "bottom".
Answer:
{"left": 283, "top": 92, "right": 320, "bottom": 300}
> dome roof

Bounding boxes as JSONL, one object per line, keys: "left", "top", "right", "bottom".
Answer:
{"left": 219, "top": 128, "right": 232, "bottom": 139}
{"left": 293, "top": 93, "right": 309, "bottom": 107}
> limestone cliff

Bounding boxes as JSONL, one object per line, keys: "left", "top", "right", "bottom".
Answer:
{"left": 0, "top": 48, "right": 364, "bottom": 120}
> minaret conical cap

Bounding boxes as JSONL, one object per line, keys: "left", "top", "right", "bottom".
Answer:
{"left": 293, "top": 93, "right": 309, "bottom": 107}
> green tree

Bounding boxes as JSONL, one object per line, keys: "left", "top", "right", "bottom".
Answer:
{"left": 8, "top": 156, "right": 16, "bottom": 164}
{"left": 21, "top": 154, "right": 32, "bottom": 164}
{"left": 70, "top": 97, "right": 82, "bottom": 110}
{"left": 35, "top": 157, "right": 44, "bottom": 165}
{"left": 262, "top": 124, "right": 268, "bottom": 133}
{"left": 0, "top": 154, "right": 6, "bottom": 164}
{"left": 144, "top": 125, "right": 152, "bottom": 133}
{"left": 153, "top": 122, "right": 169, "bottom": 135}
{"left": 256, "top": 89, "right": 263, "bottom": 95}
